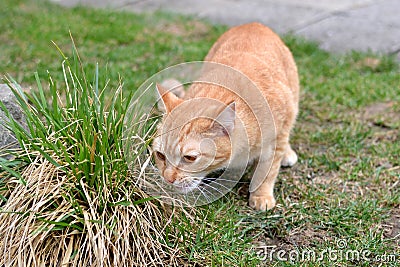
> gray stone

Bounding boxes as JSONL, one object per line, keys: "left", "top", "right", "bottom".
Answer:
{"left": 296, "top": 0, "right": 400, "bottom": 54}
{"left": 296, "top": 15, "right": 400, "bottom": 54}
{"left": 0, "top": 84, "right": 27, "bottom": 152}
{"left": 102, "top": 0, "right": 326, "bottom": 34}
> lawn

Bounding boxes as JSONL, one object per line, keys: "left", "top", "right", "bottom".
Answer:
{"left": 0, "top": 0, "right": 399, "bottom": 266}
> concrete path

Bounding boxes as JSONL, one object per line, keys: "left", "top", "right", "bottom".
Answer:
{"left": 50, "top": 0, "right": 400, "bottom": 56}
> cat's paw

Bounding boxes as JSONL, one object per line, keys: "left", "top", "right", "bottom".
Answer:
{"left": 281, "top": 147, "right": 297, "bottom": 167}
{"left": 249, "top": 194, "right": 276, "bottom": 211}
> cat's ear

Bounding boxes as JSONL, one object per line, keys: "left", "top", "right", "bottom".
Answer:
{"left": 156, "top": 83, "right": 183, "bottom": 113}
{"left": 210, "top": 101, "right": 236, "bottom": 136}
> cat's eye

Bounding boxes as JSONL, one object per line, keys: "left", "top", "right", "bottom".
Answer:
{"left": 183, "top": 155, "right": 197, "bottom": 163}
{"left": 155, "top": 151, "right": 166, "bottom": 161}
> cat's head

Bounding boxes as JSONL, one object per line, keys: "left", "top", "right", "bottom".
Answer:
{"left": 152, "top": 84, "right": 235, "bottom": 193}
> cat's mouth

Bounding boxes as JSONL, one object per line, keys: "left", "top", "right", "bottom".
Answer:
{"left": 172, "top": 169, "right": 226, "bottom": 194}
{"left": 174, "top": 179, "right": 201, "bottom": 194}
{"left": 202, "top": 168, "right": 226, "bottom": 184}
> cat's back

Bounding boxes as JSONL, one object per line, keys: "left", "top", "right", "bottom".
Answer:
{"left": 205, "top": 22, "right": 282, "bottom": 59}
{"left": 204, "top": 22, "right": 299, "bottom": 99}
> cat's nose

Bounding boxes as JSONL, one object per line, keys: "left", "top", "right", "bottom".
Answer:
{"left": 163, "top": 169, "right": 176, "bottom": 184}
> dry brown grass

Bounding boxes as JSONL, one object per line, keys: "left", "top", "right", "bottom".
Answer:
{"left": 0, "top": 154, "right": 187, "bottom": 266}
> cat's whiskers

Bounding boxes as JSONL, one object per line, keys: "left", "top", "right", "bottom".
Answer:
{"left": 201, "top": 179, "right": 238, "bottom": 197}
{"left": 194, "top": 186, "right": 207, "bottom": 206}
{"left": 180, "top": 176, "right": 196, "bottom": 182}
{"left": 178, "top": 176, "right": 216, "bottom": 204}
{"left": 202, "top": 178, "right": 246, "bottom": 184}
{"left": 202, "top": 183, "right": 228, "bottom": 197}
{"left": 203, "top": 178, "right": 237, "bottom": 190}
{"left": 189, "top": 175, "right": 234, "bottom": 194}
{"left": 198, "top": 183, "right": 222, "bottom": 204}
{"left": 195, "top": 185, "right": 214, "bottom": 205}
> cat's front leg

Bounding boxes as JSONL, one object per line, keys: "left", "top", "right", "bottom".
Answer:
{"left": 249, "top": 190, "right": 276, "bottom": 211}
{"left": 248, "top": 146, "right": 284, "bottom": 211}
{"left": 248, "top": 166, "right": 278, "bottom": 211}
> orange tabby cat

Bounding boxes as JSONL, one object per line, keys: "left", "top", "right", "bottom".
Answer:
{"left": 153, "top": 22, "right": 299, "bottom": 211}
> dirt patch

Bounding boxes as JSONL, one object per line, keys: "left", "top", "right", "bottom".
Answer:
{"left": 360, "top": 101, "right": 400, "bottom": 147}
{"left": 263, "top": 227, "right": 332, "bottom": 248}
{"left": 363, "top": 102, "right": 394, "bottom": 119}
{"left": 362, "top": 101, "right": 400, "bottom": 130}
{"left": 383, "top": 209, "right": 400, "bottom": 246}
{"left": 354, "top": 57, "right": 382, "bottom": 71}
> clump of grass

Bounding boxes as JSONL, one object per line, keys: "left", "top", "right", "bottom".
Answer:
{"left": 0, "top": 42, "right": 184, "bottom": 266}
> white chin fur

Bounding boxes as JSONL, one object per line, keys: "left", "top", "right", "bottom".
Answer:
{"left": 173, "top": 178, "right": 202, "bottom": 194}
